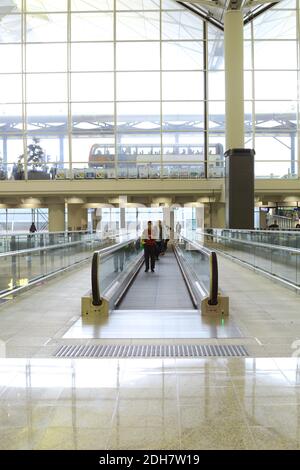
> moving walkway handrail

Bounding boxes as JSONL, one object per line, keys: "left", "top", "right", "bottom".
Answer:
{"left": 181, "top": 236, "right": 219, "bottom": 306}
{"left": 0, "top": 232, "right": 133, "bottom": 258}
{"left": 91, "top": 237, "right": 137, "bottom": 306}
{"left": 201, "top": 230, "right": 300, "bottom": 254}
{"left": 0, "top": 239, "right": 98, "bottom": 258}
{"left": 209, "top": 228, "right": 300, "bottom": 234}
{"left": 0, "top": 234, "right": 134, "bottom": 301}
{"left": 0, "top": 230, "right": 94, "bottom": 251}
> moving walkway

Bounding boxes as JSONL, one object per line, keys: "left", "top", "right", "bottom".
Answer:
{"left": 82, "top": 236, "right": 225, "bottom": 317}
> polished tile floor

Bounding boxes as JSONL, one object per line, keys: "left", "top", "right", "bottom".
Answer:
{"left": 64, "top": 310, "right": 242, "bottom": 339}
{"left": 1, "top": 357, "right": 300, "bottom": 450}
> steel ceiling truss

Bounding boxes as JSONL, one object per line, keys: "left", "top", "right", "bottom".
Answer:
{"left": 0, "top": 113, "right": 296, "bottom": 136}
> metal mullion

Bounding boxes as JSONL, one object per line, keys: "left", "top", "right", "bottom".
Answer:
{"left": 244, "top": 4, "right": 287, "bottom": 26}
{"left": 21, "top": 39, "right": 206, "bottom": 44}
{"left": 162, "top": 38, "right": 204, "bottom": 42}
{"left": 116, "top": 39, "right": 205, "bottom": 43}
{"left": 250, "top": 99, "right": 299, "bottom": 102}
{"left": 25, "top": 10, "right": 69, "bottom": 14}
{"left": 71, "top": 9, "right": 163, "bottom": 14}
{"left": 247, "top": 69, "right": 299, "bottom": 72}
{"left": 25, "top": 41, "right": 69, "bottom": 45}
{"left": 22, "top": 0, "right": 27, "bottom": 180}
{"left": 204, "top": 21, "right": 208, "bottom": 180}
{"left": 26, "top": 71, "right": 71, "bottom": 75}
{"left": 116, "top": 69, "right": 204, "bottom": 72}
{"left": 297, "top": 0, "right": 300, "bottom": 178}
{"left": 114, "top": 0, "right": 118, "bottom": 180}
{"left": 67, "top": 0, "right": 72, "bottom": 178}
{"left": 250, "top": 39, "right": 298, "bottom": 42}
{"left": 160, "top": 0, "right": 163, "bottom": 180}
{"left": 251, "top": 21, "right": 256, "bottom": 154}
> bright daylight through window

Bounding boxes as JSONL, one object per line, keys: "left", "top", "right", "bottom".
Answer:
{"left": 0, "top": 0, "right": 299, "bottom": 181}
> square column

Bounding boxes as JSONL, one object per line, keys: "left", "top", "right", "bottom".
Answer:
{"left": 48, "top": 204, "right": 65, "bottom": 232}
{"left": 225, "top": 148, "right": 255, "bottom": 229}
{"left": 68, "top": 205, "right": 88, "bottom": 231}
{"left": 224, "top": 10, "right": 244, "bottom": 150}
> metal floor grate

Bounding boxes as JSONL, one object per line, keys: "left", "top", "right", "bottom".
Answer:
{"left": 54, "top": 344, "right": 248, "bottom": 358}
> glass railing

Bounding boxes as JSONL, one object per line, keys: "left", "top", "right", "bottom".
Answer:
{"left": 1, "top": 160, "right": 224, "bottom": 180}
{"left": 203, "top": 229, "right": 300, "bottom": 249}
{"left": 0, "top": 231, "right": 98, "bottom": 254}
{"left": 0, "top": 235, "right": 121, "bottom": 299}
{"left": 1, "top": 160, "right": 299, "bottom": 180}
{"left": 174, "top": 236, "right": 218, "bottom": 306}
{"left": 91, "top": 237, "right": 143, "bottom": 306}
{"left": 195, "top": 229, "right": 300, "bottom": 288}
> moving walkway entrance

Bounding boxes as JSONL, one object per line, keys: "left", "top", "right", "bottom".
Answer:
{"left": 63, "top": 236, "right": 237, "bottom": 341}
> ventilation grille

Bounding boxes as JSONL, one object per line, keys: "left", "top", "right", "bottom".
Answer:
{"left": 54, "top": 344, "right": 248, "bottom": 358}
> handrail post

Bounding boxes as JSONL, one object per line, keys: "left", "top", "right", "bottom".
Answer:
{"left": 82, "top": 251, "right": 109, "bottom": 317}
{"left": 197, "top": 246, "right": 229, "bottom": 316}
{"left": 82, "top": 236, "right": 137, "bottom": 318}
{"left": 208, "top": 252, "right": 218, "bottom": 306}
{"left": 91, "top": 252, "right": 101, "bottom": 306}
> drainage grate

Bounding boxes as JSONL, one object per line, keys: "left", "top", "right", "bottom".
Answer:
{"left": 54, "top": 344, "right": 248, "bottom": 358}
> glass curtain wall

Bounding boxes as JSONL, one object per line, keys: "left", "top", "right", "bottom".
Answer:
{"left": 244, "top": 0, "right": 300, "bottom": 179}
{"left": 0, "top": 208, "right": 48, "bottom": 232}
{"left": 208, "top": 25, "right": 225, "bottom": 178}
{"left": 0, "top": 0, "right": 226, "bottom": 180}
{"left": 1, "top": 1, "right": 299, "bottom": 181}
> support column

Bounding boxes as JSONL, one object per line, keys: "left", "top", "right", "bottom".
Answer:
{"left": 163, "top": 207, "right": 171, "bottom": 239}
{"left": 68, "top": 205, "right": 88, "bottom": 231}
{"left": 120, "top": 208, "right": 126, "bottom": 230}
{"left": 224, "top": 10, "right": 244, "bottom": 150}
{"left": 204, "top": 204, "right": 211, "bottom": 229}
{"left": 93, "top": 208, "right": 102, "bottom": 232}
{"left": 259, "top": 208, "right": 268, "bottom": 230}
{"left": 169, "top": 209, "right": 175, "bottom": 240}
{"left": 210, "top": 203, "right": 225, "bottom": 228}
{"left": 48, "top": 204, "right": 65, "bottom": 232}
{"left": 162, "top": 207, "right": 170, "bottom": 226}
{"left": 224, "top": 10, "right": 255, "bottom": 229}
{"left": 195, "top": 205, "right": 204, "bottom": 231}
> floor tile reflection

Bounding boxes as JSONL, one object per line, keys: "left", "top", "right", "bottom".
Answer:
{"left": 0, "top": 358, "right": 300, "bottom": 449}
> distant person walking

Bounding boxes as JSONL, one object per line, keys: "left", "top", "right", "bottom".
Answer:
{"left": 142, "top": 221, "right": 158, "bottom": 273}
{"left": 162, "top": 224, "right": 171, "bottom": 254}
{"left": 175, "top": 221, "right": 182, "bottom": 240}
{"left": 268, "top": 220, "right": 279, "bottom": 229}
{"left": 29, "top": 222, "right": 37, "bottom": 233}
{"left": 28, "top": 222, "right": 37, "bottom": 248}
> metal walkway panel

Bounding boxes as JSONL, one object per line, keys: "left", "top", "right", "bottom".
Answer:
{"left": 119, "top": 252, "right": 195, "bottom": 310}
{"left": 54, "top": 344, "right": 248, "bottom": 358}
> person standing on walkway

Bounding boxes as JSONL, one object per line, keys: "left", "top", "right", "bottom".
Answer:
{"left": 161, "top": 224, "right": 171, "bottom": 254}
{"left": 142, "top": 220, "right": 158, "bottom": 273}
{"left": 175, "top": 221, "right": 182, "bottom": 241}
{"left": 156, "top": 220, "right": 164, "bottom": 260}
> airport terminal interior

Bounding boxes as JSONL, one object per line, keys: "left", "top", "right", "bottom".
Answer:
{"left": 1, "top": 0, "right": 300, "bottom": 451}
